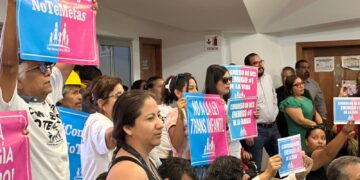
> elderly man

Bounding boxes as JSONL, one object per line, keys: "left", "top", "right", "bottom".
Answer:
{"left": 57, "top": 71, "right": 86, "bottom": 111}
{"left": 0, "top": 0, "right": 97, "bottom": 179}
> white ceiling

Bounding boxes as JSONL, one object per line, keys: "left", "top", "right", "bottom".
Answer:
{"left": 100, "top": 0, "right": 360, "bottom": 34}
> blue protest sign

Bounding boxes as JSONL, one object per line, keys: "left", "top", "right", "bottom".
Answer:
{"left": 183, "top": 93, "right": 229, "bottom": 166}
{"left": 334, "top": 97, "right": 360, "bottom": 124}
{"left": 227, "top": 98, "right": 257, "bottom": 140}
{"left": 58, "top": 107, "right": 89, "bottom": 180}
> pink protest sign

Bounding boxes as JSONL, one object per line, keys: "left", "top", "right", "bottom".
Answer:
{"left": 17, "top": 0, "right": 98, "bottom": 65}
{"left": 225, "top": 65, "right": 258, "bottom": 98}
{"left": 0, "top": 110, "right": 31, "bottom": 180}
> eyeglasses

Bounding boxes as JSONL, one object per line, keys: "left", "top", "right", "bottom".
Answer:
{"left": 251, "top": 60, "right": 264, "bottom": 66}
{"left": 25, "top": 63, "right": 55, "bottom": 75}
{"left": 293, "top": 81, "right": 305, "bottom": 88}
{"left": 222, "top": 76, "right": 232, "bottom": 84}
{"left": 106, "top": 92, "right": 123, "bottom": 99}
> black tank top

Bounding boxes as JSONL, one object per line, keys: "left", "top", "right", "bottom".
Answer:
{"left": 109, "top": 156, "right": 157, "bottom": 180}
{"left": 109, "top": 144, "right": 160, "bottom": 180}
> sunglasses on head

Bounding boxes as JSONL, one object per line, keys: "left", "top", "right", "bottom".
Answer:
{"left": 308, "top": 124, "right": 325, "bottom": 130}
{"left": 222, "top": 76, "right": 232, "bottom": 84}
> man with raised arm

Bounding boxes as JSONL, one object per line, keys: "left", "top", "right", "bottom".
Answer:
{"left": 0, "top": 0, "right": 97, "bottom": 179}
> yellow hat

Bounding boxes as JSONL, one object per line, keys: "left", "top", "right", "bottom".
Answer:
{"left": 65, "top": 71, "right": 86, "bottom": 89}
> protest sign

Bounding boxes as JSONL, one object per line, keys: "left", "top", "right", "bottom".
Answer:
{"left": 184, "top": 93, "right": 229, "bottom": 166}
{"left": 225, "top": 65, "right": 258, "bottom": 98}
{"left": 17, "top": 0, "right": 98, "bottom": 65}
{"left": 278, "top": 134, "right": 304, "bottom": 178}
{"left": 0, "top": 110, "right": 31, "bottom": 180}
{"left": 227, "top": 97, "right": 257, "bottom": 140}
{"left": 58, "top": 107, "right": 89, "bottom": 180}
{"left": 333, "top": 97, "right": 360, "bottom": 124}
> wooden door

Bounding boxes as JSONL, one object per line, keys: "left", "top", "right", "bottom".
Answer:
{"left": 139, "top": 37, "right": 162, "bottom": 80}
{"left": 297, "top": 40, "right": 360, "bottom": 126}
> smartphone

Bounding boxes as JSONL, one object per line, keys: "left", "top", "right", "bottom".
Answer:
{"left": 346, "top": 84, "right": 357, "bottom": 96}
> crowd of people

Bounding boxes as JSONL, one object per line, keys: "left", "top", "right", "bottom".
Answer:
{"left": 1, "top": 0, "right": 360, "bottom": 180}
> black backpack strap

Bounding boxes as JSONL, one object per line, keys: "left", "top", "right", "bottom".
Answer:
{"left": 109, "top": 156, "right": 157, "bottom": 180}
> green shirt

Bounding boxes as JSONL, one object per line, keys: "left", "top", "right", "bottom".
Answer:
{"left": 280, "top": 96, "right": 314, "bottom": 149}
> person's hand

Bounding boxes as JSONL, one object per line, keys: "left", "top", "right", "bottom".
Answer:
{"left": 245, "top": 138, "right": 254, "bottom": 147}
{"left": 338, "top": 84, "right": 351, "bottom": 97}
{"left": 295, "top": 152, "right": 313, "bottom": 180}
{"left": 254, "top": 107, "right": 260, "bottom": 119}
{"left": 23, "top": 128, "right": 29, "bottom": 135}
{"left": 177, "top": 98, "right": 186, "bottom": 109}
{"left": 241, "top": 150, "right": 252, "bottom": 162}
{"left": 92, "top": 0, "right": 98, "bottom": 11}
{"left": 342, "top": 120, "right": 355, "bottom": 135}
{"left": 261, "top": 155, "right": 282, "bottom": 180}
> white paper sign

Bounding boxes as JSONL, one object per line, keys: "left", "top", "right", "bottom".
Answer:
{"left": 314, "top": 56, "right": 334, "bottom": 72}
{"left": 342, "top": 56, "right": 360, "bottom": 70}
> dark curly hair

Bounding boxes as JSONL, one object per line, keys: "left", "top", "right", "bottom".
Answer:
{"left": 158, "top": 157, "right": 197, "bottom": 180}
{"left": 205, "top": 156, "right": 245, "bottom": 180}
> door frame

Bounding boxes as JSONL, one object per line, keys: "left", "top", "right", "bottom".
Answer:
{"left": 296, "top": 39, "right": 360, "bottom": 126}
{"left": 296, "top": 39, "right": 360, "bottom": 60}
{"left": 139, "top": 37, "right": 162, "bottom": 79}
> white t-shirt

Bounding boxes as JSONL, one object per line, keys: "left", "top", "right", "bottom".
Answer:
{"left": 150, "top": 104, "right": 173, "bottom": 159}
{"left": 81, "top": 112, "right": 114, "bottom": 180}
{"left": 0, "top": 67, "right": 70, "bottom": 180}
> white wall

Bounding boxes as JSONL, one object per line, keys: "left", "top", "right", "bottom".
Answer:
{"left": 96, "top": 7, "right": 223, "bottom": 89}
{"left": 227, "top": 27, "right": 360, "bottom": 88}
{"left": 0, "top": 0, "right": 6, "bottom": 22}
{"left": 228, "top": 33, "right": 284, "bottom": 87}
{"left": 162, "top": 31, "right": 224, "bottom": 91}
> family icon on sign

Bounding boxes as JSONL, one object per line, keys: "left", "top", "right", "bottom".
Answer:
{"left": 203, "top": 137, "right": 215, "bottom": 156}
{"left": 47, "top": 22, "right": 70, "bottom": 52}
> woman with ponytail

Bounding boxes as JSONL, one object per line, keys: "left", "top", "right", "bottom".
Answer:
{"left": 80, "top": 75, "right": 124, "bottom": 180}
{"left": 164, "top": 73, "right": 198, "bottom": 159}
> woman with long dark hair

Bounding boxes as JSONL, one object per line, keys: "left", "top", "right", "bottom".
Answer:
{"left": 204, "top": 65, "right": 241, "bottom": 159}
{"left": 107, "top": 91, "right": 164, "bottom": 180}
